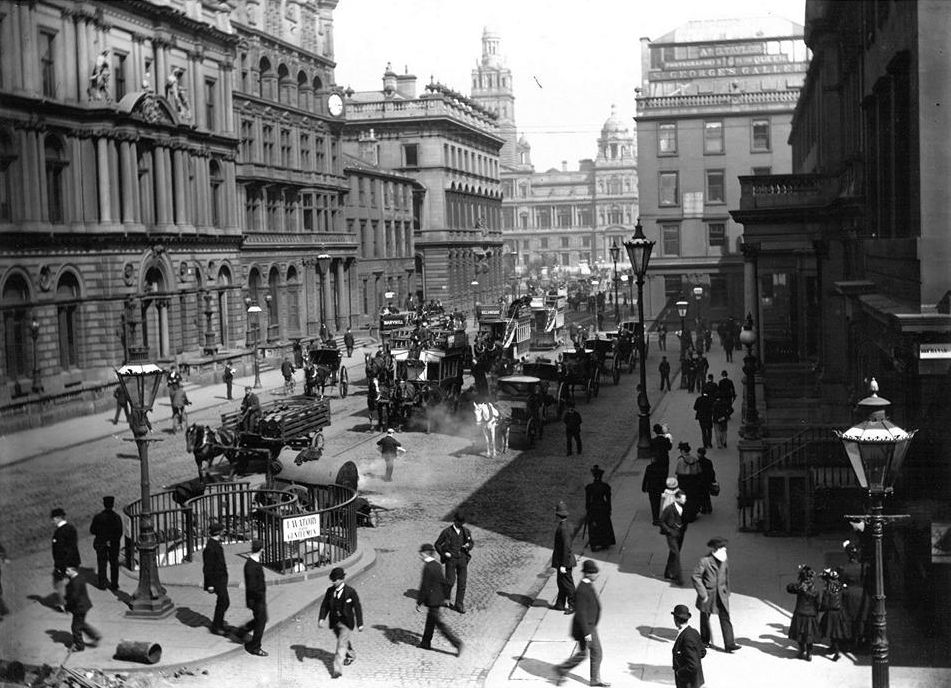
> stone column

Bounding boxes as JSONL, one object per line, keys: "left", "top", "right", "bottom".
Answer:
{"left": 222, "top": 60, "right": 235, "bottom": 134}
{"left": 173, "top": 148, "right": 187, "bottom": 226}
{"left": 95, "top": 137, "right": 112, "bottom": 223}
{"left": 69, "top": 137, "right": 85, "bottom": 226}
{"left": 190, "top": 51, "right": 204, "bottom": 128}
{"left": 223, "top": 160, "right": 237, "bottom": 230}
{"left": 120, "top": 140, "right": 135, "bottom": 223}
{"left": 129, "top": 141, "right": 141, "bottom": 221}
{"left": 336, "top": 259, "right": 349, "bottom": 328}
{"left": 153, "top": 145, "right": 169, "bottom": 225}
{"left": 20, "top": 2, "right": 36, "bottom": 93}
{"left": 61, "top": 8, "right": 77, "bottom": 100}
{"left": 321, "top": 264, "right": 333, "bottom": 330}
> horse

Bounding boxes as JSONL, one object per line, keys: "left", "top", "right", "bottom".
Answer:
{"left": 367, "top": 377, "right": 380, "bottom": 430}
{"left": 311, "top": 364, "right": 332, "bottom": 397}
{"left": 473, "top": 400, "right": 500, "bottom": 459}
{"left": 185, "top": 423, "right": 239, "bottom": 479}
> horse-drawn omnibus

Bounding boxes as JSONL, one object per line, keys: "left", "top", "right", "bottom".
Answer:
{"left": 476, "top": 302, "right": 532, "bottom": 361}
{"left": 529, "top": 287, "right": 567, "bottom": 350}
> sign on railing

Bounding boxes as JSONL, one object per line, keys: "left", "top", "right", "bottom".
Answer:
{"left": 283, "top": 513, "right": 322, "bottom": 542}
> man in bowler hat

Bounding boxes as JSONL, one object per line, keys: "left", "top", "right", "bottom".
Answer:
{"left": 692, "top": 536, "right": 740, "bottom": 652}
{"left": 555, "top": 560, "right": 610, "bottom": 686}
{"left": 318, "top": 566, "right": 364, "bottom": 678}
{"left": 434, "top": 512, "right": 474, "bottom": 614}
{"left": 660, "top": 490, "right": 688, "bottom": 585}
{"left": 89, "top": 496, "right": 123, "bottom": 591}
{"left": 551, "top": 501, "right": 576, "bottom": 613}
{"left": 671, "top": 604, "right": 706, "bottom": 688}
{"left": 64, "top": 566, "right": 100, "bottom": 652}
{"left": 416, "top": 543, "right": 463, "bottom": 655}
{"left": 202, "top": 522, "right": 230, "bottom": 635}
{"left": 238, "top": 539, "right": 268, "bottom": 656}
{"left": 50, "top": 507, "right": 80, "bottom": 612}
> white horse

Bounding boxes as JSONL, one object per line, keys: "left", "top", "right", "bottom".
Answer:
{"left": 473, "top": 401, "right": 500, "bottom": 458}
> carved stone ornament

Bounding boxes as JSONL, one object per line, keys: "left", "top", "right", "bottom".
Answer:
{"left": 123, "top": 262, "right": 136, "bottom": 287}
{"left": 38, "top": 265, "right": 53, "bottom": 292}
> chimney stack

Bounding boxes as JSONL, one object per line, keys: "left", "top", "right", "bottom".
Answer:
{"left": 561, "top": 160, "right": 567, "bottom": 172}
{"left": 358, "top": 129, "right": 379, "bottom": 165}
{"left": 396, "top": 65, "right": 417, "bottom": 99}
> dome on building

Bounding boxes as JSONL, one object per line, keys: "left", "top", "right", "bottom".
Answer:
{"left": 601, "top": 104, "right": 628, "bottom": 137}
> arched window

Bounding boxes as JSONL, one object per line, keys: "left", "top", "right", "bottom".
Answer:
{"left": 45, "top": 135, "right": 67, "bottom": 224}
{"left": 297, "top": 70, "right": 308, "bottom": 109}
{"left": 277, "top": 64, "right": 289, "bottom": 104}
{"left": 286, "top": 266, "right": 300, "bottom": 335}
{"left": 217, "top": 265, "right": 231, "bottom": 347}
{"left": 209, "top": 160, "right": 223, "bottom": 227}
{"left": 0, "top": 130, "right": 16, "bottom": 222}
{"left": 258, "top": 56, "right": 271, "bottom": 99}
{"left": 56, "top": 272, "right": 81, "bottom": 369}
{"left": 2, "top": 273, "right": 30, "bottom": 379}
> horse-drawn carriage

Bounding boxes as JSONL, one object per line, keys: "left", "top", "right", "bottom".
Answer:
{"left": 609, "top": 328, "right": 638, "bottom": 374}
{"left": 494, "top": 375, "right": 545, "bottom": 450}
{"left": 528, "top": 289, "right": 567, "bottom": 350}
{"left": 585, "top": 334, "right": 623, "bottom": 385}
{"left": 521, "top": 357, "right": 570, "bottom": 421}
{"left": 305, "top": 346, "right": 349, "bottom": 398}
{"left": 477, "top": 301, "right": 532, "bottom": 361}
{"left": 560, "top": 348, "right": 600, "bottom": 402}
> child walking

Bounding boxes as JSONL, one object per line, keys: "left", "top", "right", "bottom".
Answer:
{"left": 819, "top": 567, "right": 851, "bottom": 660}
{"left": 786, "top": 565, "right": 820, "bottom": 661}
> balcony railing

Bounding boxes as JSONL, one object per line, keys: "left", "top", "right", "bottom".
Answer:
{"left": 345, "top": 97, "right": 500, "bottom": 135}
{"left": 737, "top": 173, "right": 828, "bottom": 210}
{"left": 638, "top": 89, "right": 801, "bottom": 111}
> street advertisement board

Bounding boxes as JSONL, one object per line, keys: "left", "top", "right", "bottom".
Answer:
{"left": 380, "top": 312, "right": 413, "bottom": 333}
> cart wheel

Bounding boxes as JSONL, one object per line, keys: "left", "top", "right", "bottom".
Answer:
{"left": 339, "top": 366, "right": 349, "bottom": 398}
{"left": 613, "top": 364, "right": 621, "bottom": 385}
{"left": 269, "top": 459, "right": 284, "bottom": 476}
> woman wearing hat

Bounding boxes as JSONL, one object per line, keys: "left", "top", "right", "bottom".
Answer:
{"left": 555, "top": 560, "right": 610, "bottom": 687}
{"left": 675, "top": 442, "right": 702, "bottom": 523}
{"left": 585, "top": 466, "right": 615, "bottom": 552}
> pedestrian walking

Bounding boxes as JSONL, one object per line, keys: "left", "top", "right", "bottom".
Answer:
{"left": 693, "top": 390, "right": 714, "bottom": 450}
{"left": 318, "top": 566, "right": 364, "bottom": 678}
{"left": 563, "top": 402, "right": 582, "bottom": 456}
{"left": 166, "top": 364, "right": 183, "bottom": 391}
{"left": 717, "top": 370, "right": 736, "bottom": 406}
{"left": 89, "top": 496, "right": 122, "bottom": 591}
{"left": 660, "top": 490, "right": 687, "bottom": 586}
{"left": 660, "top": 477, "right": 680, "bottom": 513}
{"left": 551, "top": 501, "right": 576, "bottom": 613}
{"left": 434, "top": 512, "right": 474, "bottom": 614}
{"left": 112, "top": 383, "right": 130, "bottom": 425}
{"left": 585, "top": 466, "right": 615, "bottom": 552}
{"left": 64, "top": 566, "right": 100, "bottom": 652}
{"left": 170, "top": 385, "right": 190, "bottom": 434}
{"left": 0, "top": 542, "right": 10, "bottom": 618}
{"left": 50, "top": 507, "right": 80, "bottom": 612}
{"left": 642, "top": 456, "right": 669, "bottom": 525}
{"left": 697, "top": 449, "right": 717, "bottom": 515}
{"left": 222, "top": 362, "right": 235, "bottom": 400}
{"left": 657, "top": 323, "right": 667, "bottom": 351}
{"left": 554, "top": 560, "right": 610, "bottom": 687}
{"left": 416, "top": 543, "right": 463, "bottom": 655}
{"left": 674, "top": 443, "right": 702, "bottom": 523}
{"left": 701, "top": 373, "right": 718, "bottom": 397}
{"left": 202, "top": 522, "right": 230, "bottom": 636}
{"left": 819, "top": 567, "right": 850, "bottom": 660}
{"left": 343, "top": 328, "right": 355, "bottom": 357}
{"left": 786, "top": 564, "right": 821, "bottom": 661}
{"left": 281, "top": 358, "right": 295, "bottom": 395}
{"left": 692, "top": 537, "right": 740, "bottom": 652}
{"left": 376, "top": 429, "right": 406, "bottom": 482}
{"left": 671, "top": 604, "right": 706, "bottom": 688}
{"left": 658, "top": 356, "right": 671, "bottom": 391}
{"left": 650, "top": 424, "right": 673, "bottom": 469}
{"left": 319, "top": 321, "right": 329, "bottom": 342}
{"left": 238, "top": 539, "right": 268, "bottom": 656}
{"left": 712, "top": 395, "right": 732, "bottom": 449}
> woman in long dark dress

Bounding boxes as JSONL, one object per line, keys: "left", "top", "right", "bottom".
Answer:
{"left": 787, "top": 565, "right": 821, "bottom": 661}
{"left": 585, "top": 465, "right": 616, "bottom": 552}
{"left": 819, "top": 567, "right": 851, "bottom": 660}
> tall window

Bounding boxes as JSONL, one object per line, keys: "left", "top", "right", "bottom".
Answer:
{"left": 705, "top": 170, "right": 725, "bottom": 204}
{"left": 661, "top": 223, "right": 681, "bottom": 256}
{"left": 266, "top": 189, "right": 280, "bottom": 230}
{"left": 707, "top": 222, "right": 726, "bottom": 247}
{"left": 56, "top": 272, "right": 80, "bottom": 369}
{"left": 608, "top": 206, "right": 623, "bottom": 224}
{"left": 315, "top": 136, "right": 326, "bottom": 172}
{"left": 297, "top": 71, "right": 308, "bottom": 109}
{"left": 369, "top": 178, "right": 377, "bottom": 207}
{"left": 557, "top": 206, "right": 572, "bottom": 228}
{"left": 302, "top": 192, "right": 314, "bottom": 231}
{"left": 277, "top": 64, "right": 289, "bottom": 104}
{"left": 209, "top": 160, "right": 223, "bottom": 227}
{"left": 703, "top": 120, "right": 724, "bottom": 154}
{"left": 540, "top": 237, "right": 548, "bottom": 249}
{"left": 257, "top": 57, "right": 271, "bottom": 99}
{"left": 284, "top": 190, "right": 296, "bottom": 231}
{"left": 45, "top": 136, "right": 67, "bottom": 224}
{"left": 658, "top": 122, "right": 677, "bottom": 155}
{"left": 300, "top": 133, "right": 311, "bottom": 169}
{"left": 204, "top": 78, "right": 216, "bottom": 129}
{"left": 658, "top": 171, "right": 679, "bottom": 206}
{"left": 240, "top": 120, "right": 255, "bottom": 161}
{"left": 560, "top": 236, "right": 569, "bottom": 248}
{"left": 358, "top": 177, "right": 366, "bottom": 205}
{"left": 751, "top": 118, "right": 771, "bottom": 151}
{"left": 279, "top": 128, "right": 291, "bottom": 167}
{"left": 403, "top": 144, "right": 418, "bottom": 167}
{"left": 239, "top": 52, "right": 248, "bottom": 91}
{"left": 113, "top": 52, "right": 127, "bottom": 100}
{"left": 2, "top": 274, "right": 30, "bottom": 379}
{"left": 664, "top": 275, "right": 682, "bottom": 300}
{"left": 40, "top": 31, "right": 56, "bottom": 98}
{"left": 537, "top": 208, "right": 551, "bottom": 229}
{"left": 262, "top": 125, "right": 274, "bottom": 164}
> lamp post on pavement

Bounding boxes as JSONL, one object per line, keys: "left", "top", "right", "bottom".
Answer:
{"left": 246, "top": 299, "right": 262, "bottom": 389}
{"left": 609, "top": 241, "right": 620, "bottom": 325}
{"left": 738, "top": 313, "right": 760, "bottom": 439}
{"left": 30, "top": 318, "right": 43, "bottom": 393}
{"left": 692, "top": 285, "right": 704, "bottom": 351}
{"left": 116, "top": 363, "right": 174, "bottom": 618}
{"left": 676, "top": 300, "right": 689, "bottom": 360}
{"left": 590, "top": 278, "right": 600, "bottom": 331}
{"left": 623, "top": 218, "right": 655, "bottom": 459}
{"left": 836, "top": 379, "right": 914, "bottom": 688}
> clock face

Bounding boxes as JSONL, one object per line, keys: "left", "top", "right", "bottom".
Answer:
{"left": 328, "top": 93, "right": 344, "bottom": 117}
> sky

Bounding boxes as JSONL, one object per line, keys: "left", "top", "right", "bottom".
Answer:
{"left": 333, "top": 0, "right": 807, "bottom": 172}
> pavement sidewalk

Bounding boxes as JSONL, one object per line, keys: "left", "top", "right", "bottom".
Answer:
{"left": 485, "top": 346, "right": 950, "bottom": 688}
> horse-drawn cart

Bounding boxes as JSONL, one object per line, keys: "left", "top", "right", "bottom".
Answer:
{"left": 560, "top": 349, "right": 600, "bottom": 402}
{"left": 306, "top": 346, "right": 349, "bottom": 398}
{"left": 495, "top": 375, "right": 544, "bottom": 449}
{"left": 521, "top": 358, "right": 570, "bottom": 421}
{"left": 585, "top": 335, "right": 622, "bottom": 385}
{"left": 387, "top": 336, "right": 467, "bottom": 432}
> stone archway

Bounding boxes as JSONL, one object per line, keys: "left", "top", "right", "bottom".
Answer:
{"left": 141, "top": 265, "right": 170, "bottom": 359}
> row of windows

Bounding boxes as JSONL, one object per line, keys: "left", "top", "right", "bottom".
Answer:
{"left": 657, "top": 118, "right": 772, "bottom": 156}
{"left": 502, "top": 176, "right": 633, "bottom": 199}
{"left": 354, "top": 219, "right": 414, "bottom": 260}
{"left": 442, "top": 143, "right": 498, "bottom": 177}
{"left": 518, "top": 236, "right": 593, "bottom": 250}
{"left": 239, "top": 54, "right": 326, "bottom": 112}
{"left": 243, "top": 187, "right": 336, "bottom": 233}
{"left": 352, "top": 176, "right": 413, "bottom": 211}
{"left": 240, "top": 119, "right": 333, "bottom": 173}
{"left": 657, "top": 222, "right": 728, "bottom": 256}
{"left": 517, "top": 252, "right": 594, "bottom": 267}
{"left": 501, "top": 205, "right": 634, "bottom": 230}
{"left": 656, "top": 167, "right": 771, "bottom": 208}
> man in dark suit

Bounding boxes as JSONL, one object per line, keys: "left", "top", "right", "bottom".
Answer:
{"left": 89, "top": 496, "right": 123, "bottom": 591}
{"left": 202, "top": 522, "right": 230, "bottom": 636}
{"left": 693, "top": 390, "right": 714, "bottom": 449}
{"left": 64, "top": 566, "right": 100, "bottom": 651}
{"left": 717, "top": 370, "right": 736, "bottom": 405}
{"left": 343, "top": 328, "right": 355, "bottom": 357}
{"left": 318, "top": 566, "right": 364, "bottom": 678}
{"left": 434, "top": 512, "right": 474, "bottom": 614}
{"left": 50, "top": 507, "right": 80, "bottom": 612}
{"left": 416, "top": 543, "right": 462, "bottom": 655}
{"left": 551, "top": 501, "right": 576, "bottom": 613}
{"left": 672, "top": 604, "right": 705, "bottom": 688}
{"left": 237, "top": 539, "right": 268, "bottom": 656}
{"left": 660, "top": 491, "right": 687, "bottom": 586}
{"left": 555, "top": 560, "right": 610, "bottom": 687}
{"left": 240, "top": 386, "right": 261, "bottom": 433}
{"left": 692, "top": 536, "right": 741, "bottom": 653}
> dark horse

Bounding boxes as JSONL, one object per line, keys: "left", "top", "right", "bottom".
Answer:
{"left": 186, "top": 423, "right": 239, "bottom": 479}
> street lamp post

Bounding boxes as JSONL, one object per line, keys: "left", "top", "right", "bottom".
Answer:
{"left": 590, "top": 279, "right": 600, "bottom": 331}
{"left": 116, "top": 363, "right": 174, "bottom": 618}
{"left": 836, "top": 379, "right": 915, "bottom": 688}
{"left": 470, "top": 280, "right": 479, "bottom": 327}
{"left": 676, "top": 300, "right": 689, "bottom": 361}
{"left": 30, "top": 318, "right": 43, "bottom": 393}
{"left": 246, "top": 299, "right": 262, "bottom": 389}
{"left": 609, "top": 241, "right": 620, "bottom": 325}
{"left": 692, "top": 285, "right": 704, "bottom": 352}
{"left": 202, "top": 287, "right": 217, "bottom": 357}
{"left": 623, "top": 218, "right": 655, "bottom": 459}
{"left": 738, "top": 313, "right": 760, "bottom": 439}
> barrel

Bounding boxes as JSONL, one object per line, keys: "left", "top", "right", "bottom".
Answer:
{"left": 114, "top": 641, "right": 162, "bottom": 664}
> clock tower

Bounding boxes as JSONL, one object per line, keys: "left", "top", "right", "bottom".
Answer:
{"left": 471, "top": 27, "right": 518, "bottom": 168}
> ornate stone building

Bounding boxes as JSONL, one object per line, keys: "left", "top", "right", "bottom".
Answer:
{"left": 0, "top": 0, "right": 241, "bottom": 429}
{"left": 470, "top": 26, "right": 517, "bottom": 168}
{"left": 341, "top": 66, "right": 505, "bottom": 314}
